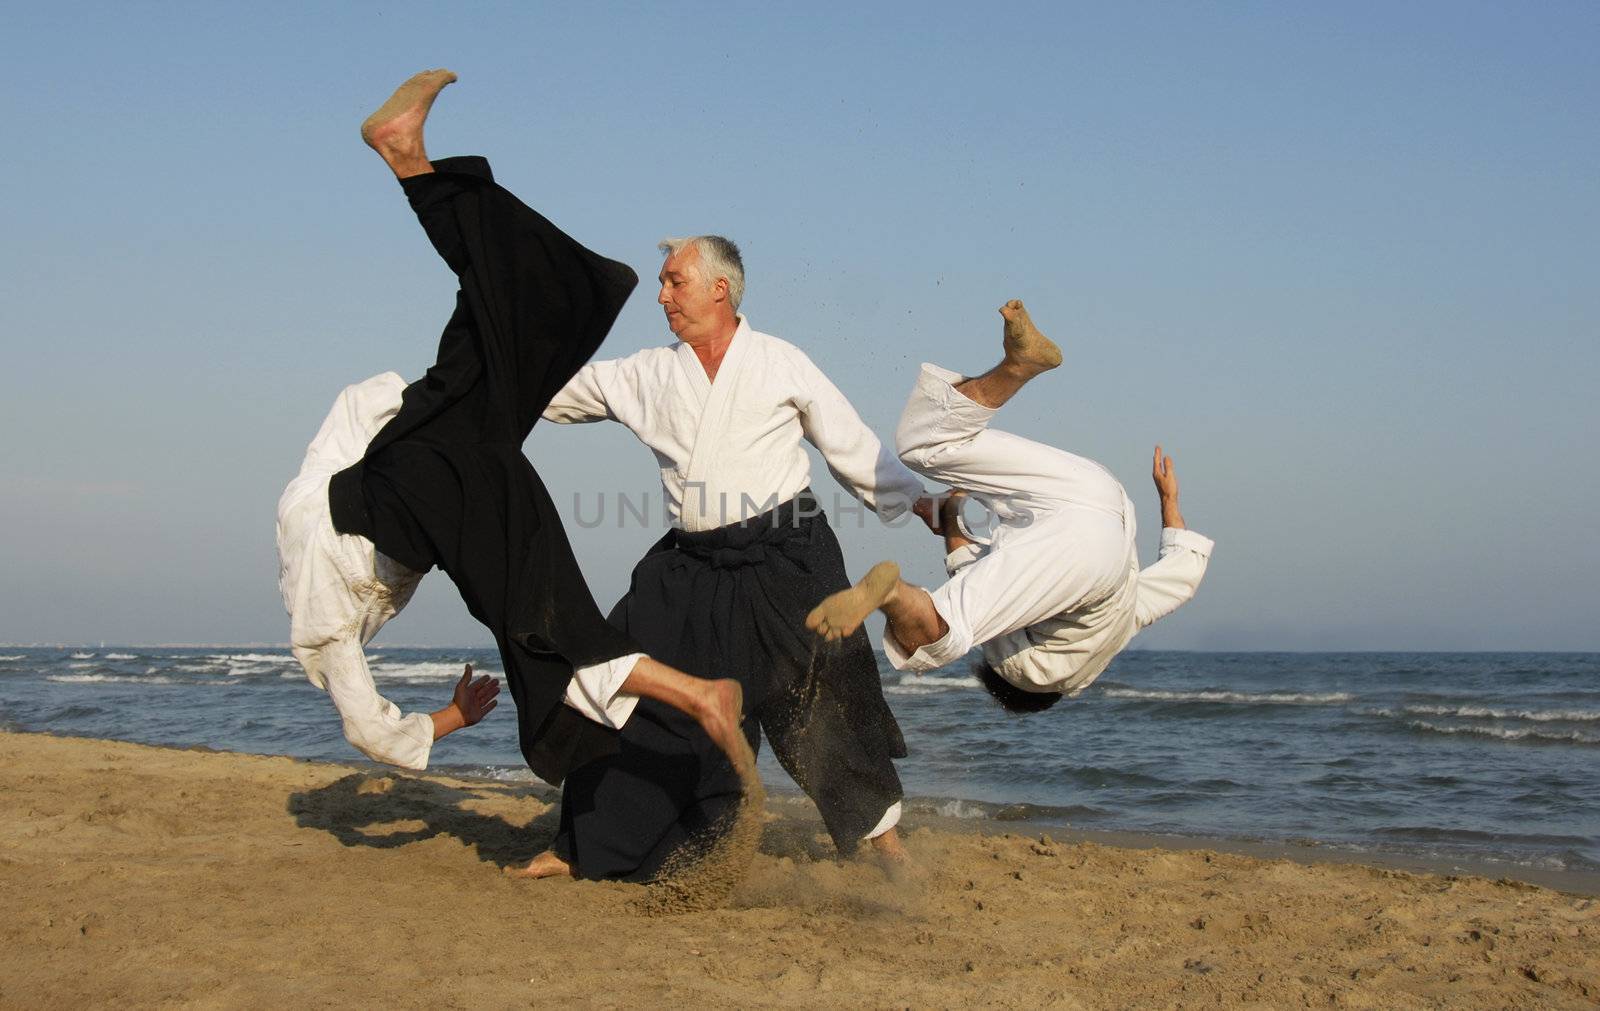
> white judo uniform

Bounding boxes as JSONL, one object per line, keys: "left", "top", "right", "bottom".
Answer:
{"left": 543, "top": 315, "right": 924, "bottom": 528}
{"left": 275, "top": 373, "right": 643, "bottom": 770}
{"left": 888, "top": 363, "right": 1215, "bottom": 695}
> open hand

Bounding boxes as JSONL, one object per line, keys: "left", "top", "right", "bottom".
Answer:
{"left": 452, "top": 663, "right": 500, "bottom": 726}
{"left": 1152, "top": 445, "right": 1186, "bottom": 529}
{"left": 1152, "top": 444, "right": 1179, "bottom": 500}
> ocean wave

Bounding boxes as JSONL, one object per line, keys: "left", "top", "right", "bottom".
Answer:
{"left": 884, "top": 674, "right": 980, "bottom": 696}
{"left": 207, "top": 653, "right": 294, "bottom": 664}
{"left": 370, "top": 661, "right": 503, "bottom": 682}
{"left": 1392, "top": 703, "right": 1600, "bottom": 723}
{"left": 1371, "top": 824, "right": 1593, "bottom": 847}
{"left": 903, "top": 796, "right": 1104, "bottom": 824}
{"left": 0, "top": 654, "right": 25, "bottom": 661}
{"left": 1101, "top": 688, "right": 1354, "bottom": 706}
{"left": 48, "top": 674, "right": 178, "bottom": 686}
{"left": 105, "top": 652, "right": 137, "bottom": 660}
{"left": 921, "top": 798, "right": 993, "bottom": 820}
{"left": 1407, "top": 720, "right": 1600, "bottom": 746}
{"left": 70, "top": 652, "right": 95, "bottom": 659}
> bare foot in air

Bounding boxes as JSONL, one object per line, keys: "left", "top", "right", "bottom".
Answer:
{"left": 361, "top": 68, "right": 457, "bottom": 177}
{"left": 806, "top": 561, "right": 901, "bottom": 641}
{"left": 506, "top": 850, "right": 573, "bottom": 880}
{"left": 998, "top": 299, "right": 1062, "bottom": 374}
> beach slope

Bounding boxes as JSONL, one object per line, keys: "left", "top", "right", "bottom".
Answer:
{"left": 1, "top": 731, "right": 1595, "bottom": 1008}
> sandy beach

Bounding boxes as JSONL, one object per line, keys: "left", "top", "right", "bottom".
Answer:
{"left": 2, "top": 731, "right": 1595, "bottom": 1008}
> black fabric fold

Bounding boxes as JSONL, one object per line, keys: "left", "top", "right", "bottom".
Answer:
{"left": 554, "top": 492, "right": 907, "bottom": 881}
{"left": 329, "top": 155, "right": 642, "bottom": 784}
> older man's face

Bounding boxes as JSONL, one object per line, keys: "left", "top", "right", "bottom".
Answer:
{"left": 657, "top": 246, "right": 722, "bottom": 341}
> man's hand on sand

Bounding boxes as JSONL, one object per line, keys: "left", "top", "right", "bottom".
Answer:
{"left": 453, "top": 664, "right": 500, "bottom": 726}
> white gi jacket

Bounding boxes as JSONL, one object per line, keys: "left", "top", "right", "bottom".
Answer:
{"left": 953, "top": 523, "right": 1215, "bottom": 695}
{"left": 543, "top": 316, "right": 925, "bottom": 530}
{"left": 888, "top": 362, "right": 1214, "bottom": 695}
{"left": 276, "top": 374, "right": 642, "bottom": 770}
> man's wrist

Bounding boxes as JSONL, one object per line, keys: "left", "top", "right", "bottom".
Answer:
{"left": 430, "top": 703, "right": 466, "bottom": 740}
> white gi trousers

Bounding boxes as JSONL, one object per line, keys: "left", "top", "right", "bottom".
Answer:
{"left": 884, "top": 363, "right": 1134, "bottom": 671}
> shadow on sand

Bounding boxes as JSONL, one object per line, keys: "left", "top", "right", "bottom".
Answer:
{"left": 286, "top": 772, "right": 559, "bottom": 869}
{"left": 289, "top": 772, "right": 867, "bottom": 873}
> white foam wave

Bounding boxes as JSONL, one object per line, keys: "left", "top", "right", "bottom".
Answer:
{"left": 931, "top": 799, "right": 991, "bottom": 819}
{"left": 0, "top": 654, "right": 26, "bottom": 661}
{"left": 1398, "top": 704, "right": 1600, "bottom": 723}
{"left": 1102, "top": 688, "right": 1354, "bottom": 705}
{"left": 370, "top": 661, "right": 503, "bottom": 682}
{"left": 1408, "top": 720, "right": 1600, "bottom": 746}
{"left": 207, "top": 652, "right": 294, "bottom": 663}
{"left": 105, "top": 652, "right": 137, "bottom": 660}
{"left": 70, "top": 652, "right": 95, "bottom": 659}
{"left": 884, "top": 674, "right": 980, "bottom": 696}
{"left": 48, "top": 674, "right": 178, "bottom": 685}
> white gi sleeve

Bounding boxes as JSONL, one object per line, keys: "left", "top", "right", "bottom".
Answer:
{"left": 542, "top": 358, "right": 627, "bottom": 424}
{"left": 1133, "top": 527, "right": 1215, "bottom": 629}
{"left": 563, "top": 653, "right": 646, "bottom": 729}
{"left": 315, "top": 637, "right": 435, "bottom": 770}
{"left": 792, "top": 351, "right": 925, "bottom": 520}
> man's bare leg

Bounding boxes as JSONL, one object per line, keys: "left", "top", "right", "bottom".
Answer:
{"left": 361, "top": 68, "right": 457, "bottom": 180}
{"left": 952, "top": 300, "right": 1061, "bottom": 410}
{"left": 619, "top": 657, "right": 752, "bottom": 777}
{"left": 871, "top": 827, "right": 909, "bottom": 864}
{"left": 806, "top": 561, "right": 950, "bottom": 657}
{"left": 508, "top": 657, "right": 752, "bottom": 880}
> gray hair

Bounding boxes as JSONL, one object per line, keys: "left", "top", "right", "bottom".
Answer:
{"left": 658, "top": 235, "right": 745, "bottom": 312}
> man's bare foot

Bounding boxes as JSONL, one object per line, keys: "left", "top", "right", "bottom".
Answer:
{"left": 361, "top": 68, "right": 457, "bottom": 178}
{"left": 695, "top": 678, "right": 756, "bottom": 779}
{"left": 506, "top": 850, "right": 573, "bottom": 880}
{"left": 998, "top": 299, "right": 1062, "bottom": 374}
{"left": 805, "top": 561, "right": 901, "bottom": 641}
{"left": 870, "top": 827, "right": 910, "bottom": 864}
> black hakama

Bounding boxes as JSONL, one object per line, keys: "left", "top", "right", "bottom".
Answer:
{"left": 328, "top": 156, "right": 642, "bottom": 785}
{"left": 552, "top": 492, "right": 908, "bottom": 880}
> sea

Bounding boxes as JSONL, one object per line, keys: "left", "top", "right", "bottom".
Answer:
{"left": 3, "top": 647, "right": 1596, "bottom": 882}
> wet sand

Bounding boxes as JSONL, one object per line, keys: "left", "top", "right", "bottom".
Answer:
{"left": 2, "top": 731, "right": 1596, "bottom": 1008}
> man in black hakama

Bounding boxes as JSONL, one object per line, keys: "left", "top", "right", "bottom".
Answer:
{"left": 551, "top": 493, "right": 909, "bottom": 881}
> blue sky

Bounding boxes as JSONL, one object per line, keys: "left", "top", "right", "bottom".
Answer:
{"left": 2, "top": 1, "right": 1596, "bottom": 649}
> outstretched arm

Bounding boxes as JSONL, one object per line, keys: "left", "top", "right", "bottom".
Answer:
{"left": 1134, "top": 445, "right": 1214, "bottom": 628}
{"left": 541, "top": 359, "right": 625, "bottom": 425}
{"left": 795, "top": 353, "right": 926, "bottom": 521}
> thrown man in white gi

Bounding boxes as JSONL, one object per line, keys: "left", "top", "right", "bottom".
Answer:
{"left": 808, "top": 300, "right": 1214, "bottom": 712}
